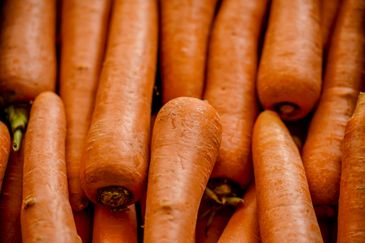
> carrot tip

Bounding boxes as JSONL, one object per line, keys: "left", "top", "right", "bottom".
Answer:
{"left": 96, "top": 186, "right": 133, "bottom": 210}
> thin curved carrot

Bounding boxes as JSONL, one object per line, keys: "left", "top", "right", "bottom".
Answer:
{"left": 252, "top": 110, "right": 322, "bottom": 242}
{"left": 302, "top": 0, "right": 365, "bottom": 205}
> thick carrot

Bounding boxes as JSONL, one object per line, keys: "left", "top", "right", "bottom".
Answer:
{"left": 160, "top": 0, "right": 218, "bottom": 103}
{"left": 144, "top": 97, "right": 222, "bottom": 243}
{"left": 80, "top": 0, "right": 158, "bottom": 210}
{"left": 252, "top": 110, "right": 322, "bottom": 242}
{"left": 0, "top": 0, "right": 56, "bottom": 103}
{"left": 21, "top": 92, "right": 80, "bottom": 242}
{"left": 0, "top": 121, "right": 10, "bottom": 191}
{"left": 203, "top": 0, "right": 267, "bottom": 196}
{"left": 60, "top": 0, "right": 112, "bottom": 212}
{"left": 337, "top": 92, "right": 365, "bottom": 242}
{"left": 302, "top": 0, "right": 365, "bottom": 205}
{"left": 0, "top": 148, "right": 23, "bottom": 243}
{"left": 92, "top": 205, "right": 137, "bottom": 243}
{"left": 218, "top": 184, "right": 260, "bottom": 243}
{"left": 257, "top": 0, "right": 322, "bottom": 121}
{"left": 73, "top": 205, "right": 93, "bottom": 243}
{"left": 321, "top": 0, "right": 342, "bottom": 48}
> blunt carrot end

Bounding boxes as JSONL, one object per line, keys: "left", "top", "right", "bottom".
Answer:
{"left": 96, "top": 186, "right": 133, "bottom": 211}
{"left": 275, "top": 103, "right": 300, "bottom": 120}
{"left": 5, "top": 105, "right": 29, "bottom": 152}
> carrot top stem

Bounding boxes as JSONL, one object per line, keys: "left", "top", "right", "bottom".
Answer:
{"left": 204, "top": 179, "right": 243, "bottom": 207}
{"left": 5, "top": 104, "right": 29, "bottom": 152}
{"left": 96, "top": 186, "right": 133, "bottom": 211}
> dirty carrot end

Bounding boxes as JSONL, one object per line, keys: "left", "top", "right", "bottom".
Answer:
{"left": 96, "top": 186, "right": 133, "bottom": 211}
{"left": 4, "top": 104, "right": 29, "bottom": 152}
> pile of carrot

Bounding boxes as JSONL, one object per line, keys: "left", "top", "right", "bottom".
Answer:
{"left": 0, "top": 0, "right": 363, "bottom": 242}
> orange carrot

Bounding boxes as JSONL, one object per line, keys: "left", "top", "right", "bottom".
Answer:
{"left": 0, "top": 121, "right": 10, "bottom": 191}
{"left": 257, "top": 0, "right": 322, "bottom": 121}
{"left": 337, "top": 92, "right": 365, "bottom": 242}
{"left": 80, "top": 0, "right": 158, "bottom": 210}
{"left": 302, "top": 0, "right": 365, "bottom": 205}
{"left": 144, "top": 97, "right": 222, "bottom": 243}
{"left": 0, "top": 148, "right": 23, "bottom": 243}
{"left": 21, "top": 92, "right": 80, "bottom": 242}
{"left": 0, "top": 0, "right": 56, "bottom": 103}
{"left": 218, "top": 184, "right": 260, "bottom": 243}
{"left": 252, "top": 110, "right": 322, "bottom": 242}
{"left": 92, "top": 205, "right": 138, "bottom": 243}
{"left": 160, "top": 0, "right": 218, "bottom": 103}
{"left": 73, "top": 205, "right": 93, "bottom": 243}
{"left": 321, "top": 0, "right": 342, "bottom": 48}
{"left": 203, "top": 0, "right": 267, "bottom": 196}
{"left": 60, "top": 0, "right": 112, "bottom": 212}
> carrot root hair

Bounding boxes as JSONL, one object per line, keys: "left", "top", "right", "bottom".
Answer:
{"left": 96, "top": 186, "right": 133, "bottom": 211}
{"left": 5, "top": 104, "right": 30, "bottom": 152}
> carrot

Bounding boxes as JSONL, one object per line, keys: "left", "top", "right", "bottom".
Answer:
{"left": 252, "top": 110, "right": 322, "bottom": 242}
{"left": 218, "top": 184, "right": 260, "bottom": 243}
{"left": 60, "top": 0, "right": 112, "bottom": 212}
{"left": 21, "top": 92, "right": 80, "bottom": 242}
{"left": 337, "top": 92, "right": 365, "bottom": 242}
{"left": 203, "top": 0, "right": 267, "bottom": 200}
{"left": 73, "top": 205, "right": 93, "bottom": 243}
{"left": 0, "top": 120, "right": 10, "bottom": 190}
{"left": 257, "top": 0, "right": 322, "bottom": 121}
{"left": 80, "top": 0, "right": 158, "bottom": 210}
{"left": 92, "top": 205, "right": 138, "bottom": 243}
{"left": 195, "top": 205, "right": 235, "bottom": 243}
{"left": 321, "top": 0, "right": 342, "bottom": 48}
{"left": 0, "top": 148, "right": 23, "bottom": 243}
{"left": 302, "top": 0, "right": 365, "bottom": 205}
{"left": 160, "top": 0, "right": 218, "bottom": 103}
{"left": 144, "top": 97, "right": 222, "bottom": 243}
{"left": 0, "top": 0, "right": 56, "bottom": 103}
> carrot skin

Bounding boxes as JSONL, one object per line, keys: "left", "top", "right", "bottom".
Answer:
{"left": 302, "top": 0, "right": 365, "bottom": 205}
{"left": 0, "top": 0, "right": 56, "bottom": 103}
{"left": 21, "top": 92, "right": 80, "bottom": 242}
{"left": 321, "top": 0, "right": 342, "bottom": 48}
{"left": 160, "top": 0, "right": 218, "bottom": 103}
{"left": 257, "top": 0, "right": 322, "bottom": 121}
{"left": 0, "top": 148, "right": 23, "bottom": 243}
{"left": 92, "top": 205, "right": 138, "bottom": 243}
{"left": 218, "top": 184, "right": 260, "bottom": 243}
{"left": 0, "top": 121, "right": 10, "bottom": 191}
{"left": 144, "top": 97, "right": 222, "bottom": 243}
{"left": 252, "top": 110, "right": 323, "bottom": 243}
{"left": 204, "top": 0, "right": 267, "bottom": 188}
{"left": 337, "top": 92, "right": 365, "bottom": 242}
{"left": 60, "top": 0, "right": 112, "bottom": 212}
{"left": 80, "top": 0, "right": 158, "bottom": 210}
